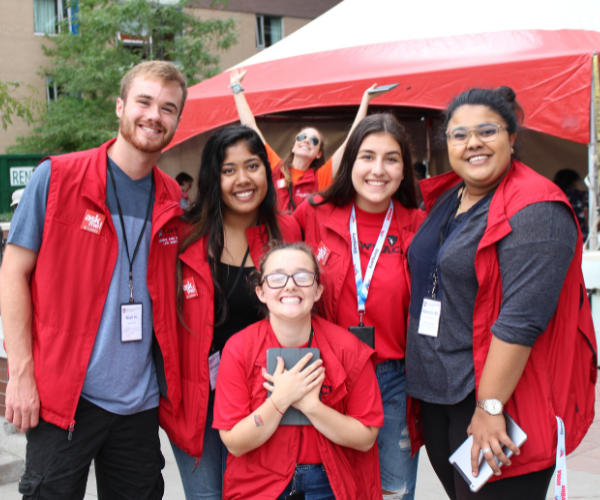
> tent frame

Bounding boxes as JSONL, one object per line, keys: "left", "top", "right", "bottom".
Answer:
{"left": 588, "top": 53, "right": 600, "bottom": 251}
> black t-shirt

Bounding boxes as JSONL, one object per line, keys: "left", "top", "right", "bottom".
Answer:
{"left": 212, "top": 261, "right": 262, "bottom": 355}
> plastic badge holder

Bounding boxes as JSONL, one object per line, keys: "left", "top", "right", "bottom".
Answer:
{"left": 448, "top": 412, "right": 528, "bottom": 492}
{"left": 266, "top": 347, "right": 321, "bottom": 425}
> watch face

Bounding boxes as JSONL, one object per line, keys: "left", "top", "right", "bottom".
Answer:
{"left": 484, "top": 400, "right": 503, "bottom": 415}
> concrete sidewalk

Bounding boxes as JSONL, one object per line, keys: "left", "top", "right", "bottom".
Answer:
{"left": 1, "top": 381, "right": 599, "bottom": 500}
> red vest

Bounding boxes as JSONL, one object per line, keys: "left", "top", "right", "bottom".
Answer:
{"left": 31, "top": 139, "right": 183, "bottom": 430}
{"left": 419, "top": 160, "right": 598, "bottom": 478}
{"left": 272, "top": 163, "right": 319, "bottom": 213}
{"left": 158, "top": 215, "right": 302, "bottom": 458}
{"left": 221, "top": 316, "right": 382, "bottom": 500}
{"left": 293, "top": 198, "right": 426, "bottom": 456}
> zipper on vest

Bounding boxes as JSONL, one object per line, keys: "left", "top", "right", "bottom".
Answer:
{"left": 68, "top": 420, "right": 76, "bottom": 441}
{"left": 191, "top": 457, "right": 200, "bottom": 474}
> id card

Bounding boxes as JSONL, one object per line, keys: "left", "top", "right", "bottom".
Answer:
{"left": 208, "top": 351, "right": 221, "bottom": 390}
{"left": 121, "top": 303, "right": 143, "bottom": 342}
{"left": 417, "top": 298, "right": 441, "bottom": 337}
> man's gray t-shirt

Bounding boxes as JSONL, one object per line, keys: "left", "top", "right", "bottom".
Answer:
{"left": 8, "top": 157, "right": 159, "bottom": 415}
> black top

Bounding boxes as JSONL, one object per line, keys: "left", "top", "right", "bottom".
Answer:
{"left": 212, "top": 262, "right": 261, "bottom": 355}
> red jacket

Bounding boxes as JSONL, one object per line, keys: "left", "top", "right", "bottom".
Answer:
{"left": 30, "top": 139, "right": 183, "bottom": 430}
{"left": 419, "top": 160, "right": 598, "bottom": 478}
{"left": 159, "top": 215, "right": 301, "bottom": 458}
{"left": 272, "top": 163, "right": 319, "bottom": 213}
{"left": 221, "top": 316, "right": 383, "bottom": 500}
{"left": 294, "top": 198, "right": 426, "bottom": 456}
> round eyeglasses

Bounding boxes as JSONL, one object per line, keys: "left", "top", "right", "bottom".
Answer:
{"left": 446, "top": 123, "right": 507, "bottom": 146}
{"left": 296, "top": 133, "right": 320, "bottom": 147}
{"left": 262, "top": 272, "right": 318, "bottom": 289}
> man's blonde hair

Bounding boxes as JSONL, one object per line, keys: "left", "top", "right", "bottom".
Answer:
{"left": 120, "top": 61, "right": 188, "bottom": 114}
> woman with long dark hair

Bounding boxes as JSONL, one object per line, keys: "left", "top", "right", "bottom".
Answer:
{"left": 230, "top": 68, "right": 396, "bottom": 212}
{"left": 294, "top": 114, "right": 425, "bottom": 499}
{"left": 159, "top": 126, "right": 302, "bottom": 500}
{"left": 406, "top": 87, "right": 596, "bottom": 499}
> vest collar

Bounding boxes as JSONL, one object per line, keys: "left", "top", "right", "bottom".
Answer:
{"left": 81, "top": 138, "right": 179, "bottom": 212}
{"left": 178, "top": 222, "right": 268, "bottom": 279}
{"left": 321, "top": 198, "right": 415, "bottom": 239}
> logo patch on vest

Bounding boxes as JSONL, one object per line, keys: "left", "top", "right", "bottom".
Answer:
{"left": 316, "top": 241, "right": 331, "bottom": 266}
{"left": 158, "top": 225, "right": 178, "bottom": 246}
{"left": 276, "top": 179, "right": 287, "bottom": 189}
{"left": 183, "top": 277, "right": 199, "bottom": 299}
{"left": 81, "top": 210, "right": 106, "bottom": 235}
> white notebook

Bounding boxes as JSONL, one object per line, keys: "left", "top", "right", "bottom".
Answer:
{"left": 449, "top": 412, "right": 528, "bottom": 492}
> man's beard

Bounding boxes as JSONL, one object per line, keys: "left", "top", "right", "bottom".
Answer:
{"left": 119, "top": 117, "right": 175, "bottom": 154}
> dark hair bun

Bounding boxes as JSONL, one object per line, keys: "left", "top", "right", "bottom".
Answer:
{"left": 495, "top": 86, "right": 523, "bottom": 125}
{"left": 495, "top": 86, "right": 517, "bottom": 104}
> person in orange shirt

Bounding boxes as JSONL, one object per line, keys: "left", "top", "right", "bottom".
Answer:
{"left": 230, "top": 68, "right": 395, "bottom": 212}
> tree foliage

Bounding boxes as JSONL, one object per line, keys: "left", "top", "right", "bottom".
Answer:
{"left": 8, "top": 0, "right": 236, "bottom": 153}
{"left": 0, "top": 81, "right": 44, "bottom": 131}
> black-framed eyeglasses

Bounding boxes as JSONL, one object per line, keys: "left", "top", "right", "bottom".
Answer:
{"left": 262, "top": 272, "right": 318, "bottom": 289}
{"left": 296, "top": 133, "right": 320, "bottom": 146}
{"left": 446, "top": 123, "right": 507, "bottom": 146}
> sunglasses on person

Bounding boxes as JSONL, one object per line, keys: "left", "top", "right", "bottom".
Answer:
{"left": 296, "top": 133, "right": 320, "bottom": 147}
{"left": 262, "top": 272, "right": 318, "bottom": 289}
{"left": 446, "top": 123, "right": 507, "bottom": 146}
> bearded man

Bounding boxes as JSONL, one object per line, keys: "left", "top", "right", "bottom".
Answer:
{"left": 1, "top": 61, "right": 187, "bottom": 500}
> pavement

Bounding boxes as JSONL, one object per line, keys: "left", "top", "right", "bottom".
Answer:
{"left": 0, "top": 379, "right": 598, "bottom": 499}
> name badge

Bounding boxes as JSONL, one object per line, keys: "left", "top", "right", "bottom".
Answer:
{"left": 418, "top": 298, "right": 442, "bottom": 337}
{"left": 81, "top": 210, "right": 106, "bottom": 235}
{"left": 276, "top": 179, "right": 287, "bottom": 189}
{"left": 209, "top": 351, "right": 221, "bottom": 390}
{"left": 183, "top": 277, "right": 199, "bottom": 299}
{"left": 121, "top": 303, "right": 143, "bottom": 342}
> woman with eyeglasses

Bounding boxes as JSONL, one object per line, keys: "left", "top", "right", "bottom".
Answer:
{"left": 405, "top": 87, "right": 596, "bottom": 499}
{"left": 159, "top": 126, "right": 302, "bottom": 500}
{"left": 214, "top": 242, "right": 384, "bottom": 500}
{"left": 294, "top": 114, "right": 425, "bottom": 500}
{"left": 230, "top": 68, "right": 396, "bottom": 212}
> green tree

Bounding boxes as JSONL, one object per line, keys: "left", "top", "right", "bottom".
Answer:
{"left": 8, "top": 0, "right": 236, "bottom": 153}
{"left": 0, "top": 81, "right": 44, "bottom": 131}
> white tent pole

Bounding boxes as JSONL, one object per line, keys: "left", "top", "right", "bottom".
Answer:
{"left": 588, "top": 52, "right": 599, "bottom": 251}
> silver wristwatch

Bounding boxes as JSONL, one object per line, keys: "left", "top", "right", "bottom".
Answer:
{"left": 476, "top": 399, "right": 504, "bottom": 415}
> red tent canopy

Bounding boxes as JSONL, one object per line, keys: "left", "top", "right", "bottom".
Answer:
{"left": 170, "top": 29, "right": 600, "bottom": 150}
{"left": 170, "top": 0, "right": 600, "bottom": 152}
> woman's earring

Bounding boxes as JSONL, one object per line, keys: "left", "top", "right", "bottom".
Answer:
{"left": 511, "top": 148, "right": 514, "bottom": 154}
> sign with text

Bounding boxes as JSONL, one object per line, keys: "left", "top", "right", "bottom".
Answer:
{"left": 10, "top": 167, "right": 35, "bottom": 187}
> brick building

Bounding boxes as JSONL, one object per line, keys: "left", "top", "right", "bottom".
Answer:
{"left": 0, "top": 0, "right": 341, "bottom": 155}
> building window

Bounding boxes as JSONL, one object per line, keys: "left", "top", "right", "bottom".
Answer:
{"left": 34, "top": 0, "right": 77, "bottom": 35}
{"left": 46, "top": 76, "right": 59, "bottom": 103}
{"left": 256, "top": 15, "right": 283, "bottom": 49}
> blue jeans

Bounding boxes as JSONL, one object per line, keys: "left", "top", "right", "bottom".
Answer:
{"left": 170, "top": 393, "right": 228, "bottom": 500}
{"left": 277, "top": 464, "right": 335, "bottom": 500}
{"left": 376, "top": 359, "right": 419, "bottom": 499}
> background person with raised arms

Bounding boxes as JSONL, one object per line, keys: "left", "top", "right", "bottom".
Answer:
{"left": 230, "top": 68, "right": 396, "bottom": 212}
{"left": 1, "top": 61, "right": 187, "bottom": 500}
